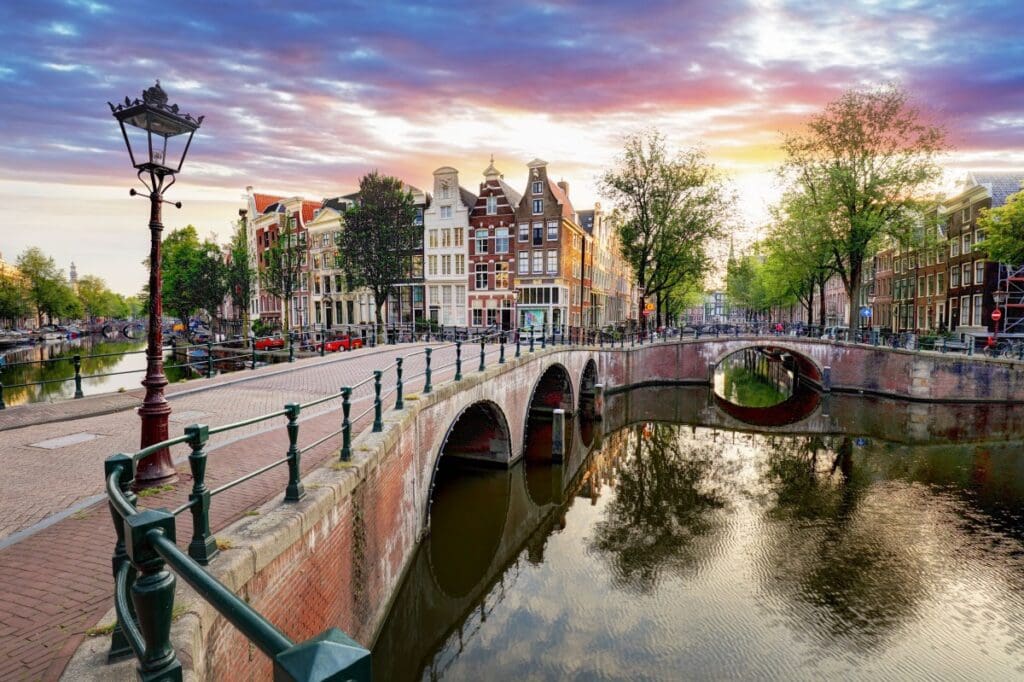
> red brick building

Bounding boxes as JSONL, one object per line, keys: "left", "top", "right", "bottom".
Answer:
{"left": 468, "top": 158, "right": 522, "bottom": 329}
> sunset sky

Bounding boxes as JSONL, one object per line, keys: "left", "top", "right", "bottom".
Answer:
{"left": 1, "top": 0, "right": 1023, "bottom": 294}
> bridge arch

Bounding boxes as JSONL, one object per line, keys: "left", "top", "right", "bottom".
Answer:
{"left": 425, "top": 399, "right": 512, "bottom": 529}
{"left": 578, "top": 359, "right": 599, "bottom": 419}
{"left": 713, "top": 342, "right": 824, "bottom": 384}
{"left": 522, "top": 362, "right": 575, "bottom": 462}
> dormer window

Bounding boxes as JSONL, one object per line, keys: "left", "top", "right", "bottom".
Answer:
{"left": 532, "top": 181, "right": 543, "bottom": 195}
{"left": 486, "top": 196, "right": 497, "bottom": 215}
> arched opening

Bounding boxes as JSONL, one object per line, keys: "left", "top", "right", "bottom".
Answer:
{"left": 712, "top": 346, "right": 822, "bottom": 427}
{"left": 523, "top": 363, "right": 574, "bottom": 463}
{"left": 578, "top": 359, "right": 599, "bottom": 422}
{"left": 438, "top": 400, "right": 512, "bottom": 466}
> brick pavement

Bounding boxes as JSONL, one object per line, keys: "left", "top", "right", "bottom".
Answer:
{"left": 0, "top": 339, "right": 501, "bottom": 681}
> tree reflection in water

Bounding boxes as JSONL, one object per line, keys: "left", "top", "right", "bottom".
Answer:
{"left": 589, "top": 422, "right": 735, "bottom": 594}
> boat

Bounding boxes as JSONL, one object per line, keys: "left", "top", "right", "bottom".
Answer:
{"left": 36, "top": 326, "right": 64, "bottom": 341}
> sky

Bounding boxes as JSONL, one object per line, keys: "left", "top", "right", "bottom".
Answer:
{"left": 1, "top": 0, "right": 1023, "bottom": 294}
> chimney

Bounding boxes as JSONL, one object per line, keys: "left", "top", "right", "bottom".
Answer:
{"left": 558, "top": 180, "right": 569, "bottom": 197}
{"left": 245, "top": 185, "right": 253, "bottom": 193}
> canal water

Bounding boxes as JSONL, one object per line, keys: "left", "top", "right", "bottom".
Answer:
{"left": 372, "top": 365, "right": 1024, "bottom": 679}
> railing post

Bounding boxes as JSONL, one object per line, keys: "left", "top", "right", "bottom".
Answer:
{"left": 551, "top": 408, "right": 565, "bottom": 462}
{"left": 423, "top": 348, "right": 433, "bottom": 393}
{"left": 320, "top": 333, "right": 326, "bottom": 356}
{"left": 479, "top": 337, "right": 486, "bottom": 372}
{"left": 541, "top": 328, "right": 547, "bottom": 349}
{"left": 123, "top": 510, "right": 182, "bottom": 681}
{"left": 105, "top": 454, "right": 137, "bottom": 662}
{"left": 283, "top": 403, "right": 305, "bottom": 501}
{"left": 529, "top": 327, "right": 535, "bottom": 353}
{"left": 289, "top": 332, "right": 296, "bottom": 363}
{"left": 372, "top": 370, "right": 384, "bottom": 431}
{"left": 515, "top": 330, "right": 521, "bottom": 358}
{"left": 206, "top": 341, "right": 214, "bottom": 379}
{"left": 338, "top": 387, "right": 353, "bottom": 461}
{"left": 251, "top": 341, "right": 257, "bottom": 370}
{"left": 455, "top": 341, "right": 463, "bottom": 381}
{"left": 499, "top": 332, "right": 506, "bottom": 364}
{"left": 395, "top": 358, "right": 404, "bottom": 410}
{"left": 73, "top": 354, "right": 84, "bottom": 398}
{"left": 184, "top": 424, "right": 218, "bottom": 565}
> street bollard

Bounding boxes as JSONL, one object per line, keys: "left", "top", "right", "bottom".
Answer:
{"left": 340, "top": 387, "right": 352, "bottom": 461}
{"left": 372, "top": 371, "right": 383, "bottom": 432}
{"left": 251, "top": 342, "right": 257, "bottom": 370}
{"left": 320, "top": 334, "right": 325, "bottom": 356}
{"left": 593, "top": 383, "right": 605, "bottom": 421}
{"left": 288, "top": 332, "right": 296, "bottom": 363}
{"left": 395, "top": 358, "right": 404, "bottom": 410}
{"left": 515, "top": 331, "right": 521, "bottom": 358}
{"left": 942, "top": 338, "right": 947, "bottom": 353}
{"left": 479, "top": 338, "right": 486, "bottom": 372}
{"left": 541, "top": 329, "right": 547, "bottom": 349}
{"left": 424, "top": 348, "right": 433, "bottom": 393}
{"left": 73, "top": 354, "right": 84, "bottom": 399}
{"left": 207, "top": 342, "right": 215, "bottom": 378}
{"left": 455, "top": 341, "right": 463, "bottom": 381}
{"left": 499, "top": 333, "right": 506, "bottom": 364}
{"left": 551, "top": 408, "right": 565, "bottom": 462}
{"left": 529, "top": 327, "right": 535, "bottom": 353}
{"left": 184, "top": 424, "right": 217, "bottom": 565}
{"left": 283, "top": 403, "right": 305, "bottom": 501}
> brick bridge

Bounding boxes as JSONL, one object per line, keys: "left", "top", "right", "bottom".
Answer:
{"left": 71, "top": 337, "right": 1024, "bottom": 680}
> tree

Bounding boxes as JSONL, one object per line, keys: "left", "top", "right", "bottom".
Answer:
{"left": 779, "top": 84, "right": 947, "bottom": 330}
{"left": 0, "top": 272, "right": 29, "bottom": 326}
{"left": 336, "top": 172, "right": 419, "bottom": 335}
{"left": 601, "top": 129, "right": 729, "bottom": 330}
{"left": 225, "top": 216, "right": 256, "bottom": 334}
{"left": 16, "top": 247, "right": 79, "bottom": 325}
{"left": 161, "top": 226, "right": 228, "bottom": 325}
{"left": 978, "top": 189, "right": 1024, "bottom": 265}
{"left": 259, "top": 214, "right": 306, "bottom": 335}
{"left": 77, "top": 274, "right": 116, "bottom": 321}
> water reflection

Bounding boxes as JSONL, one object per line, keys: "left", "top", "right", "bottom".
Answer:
{"left": 714, "top": 348, "right": 795, "bottom": 407}
{"left": 372, "top": 389, "right": 1024, "bottom": 680}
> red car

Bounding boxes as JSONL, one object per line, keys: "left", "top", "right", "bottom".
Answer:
{"left": 318, "top": 335, "right": 364, "bottom": 352}
{"left": 254, "top": 335, "right": 286, "bottom": 351}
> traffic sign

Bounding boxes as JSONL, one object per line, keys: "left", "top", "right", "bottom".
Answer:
{"left": 992, "top": 308, "right": 1002, "bottom": 322}
{"left": 860, "top": 306, "right": 871, "bottom": 318}
{"left": 645, "top": 302, "right": 655, "bottom": 312}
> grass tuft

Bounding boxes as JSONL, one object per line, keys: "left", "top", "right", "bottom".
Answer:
{"left": 137, "top": 483, "right": 174, "bottom": 498}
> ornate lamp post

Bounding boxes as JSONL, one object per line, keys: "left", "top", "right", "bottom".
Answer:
{"left": 110, "top": 81, "right": 203, "bottom": 488}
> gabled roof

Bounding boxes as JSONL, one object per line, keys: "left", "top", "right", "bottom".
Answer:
{"left": 970, "top": 171, "right": 1024, "bottom": 208}
{"left": 459, "top": 186, "right": 477, "bottom": 209}
{"left": 548, "top": 178, "right": 575, "bottom": 221}
{"left": 498, "top": 179, "right": 522, "bottom": 206}
{"left": 301, "top": 200, "right": 321, "bottom": 224}
{"left": 252, "top": 193, "right": 283, "bottom": 213}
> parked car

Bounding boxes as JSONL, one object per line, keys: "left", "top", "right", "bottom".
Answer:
{"left": 254, "top": 335, "right": 286, "bottom": 351}
{"left": 317, "top": 335, "right": 364, "bottom": 352}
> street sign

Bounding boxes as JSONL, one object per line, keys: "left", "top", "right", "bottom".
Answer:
{"left": 860, "top": 306, "right": 871, "bottom": 318}
{"left": 642, "top": 310, "right": 651, "bottom": 316}
{"left": 992, "top": 308, "right": 1002, "bottom": 322}
{"left": 645, "top": 302, "right": 655, "bottom": 312}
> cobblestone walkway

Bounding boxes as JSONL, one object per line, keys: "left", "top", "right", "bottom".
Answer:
{"left": 0, "top": 340, "right": 495, "bottom": 681}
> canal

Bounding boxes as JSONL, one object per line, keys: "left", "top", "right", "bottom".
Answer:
{"left": 372, "top": 361, "right": 1024, "bottom": 679}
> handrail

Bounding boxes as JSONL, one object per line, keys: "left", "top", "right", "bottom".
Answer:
{"left": 132, "top": 434, "right": 190, "bottom": 463}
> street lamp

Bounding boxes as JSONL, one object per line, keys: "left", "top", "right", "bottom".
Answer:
{"left": 110, "top": 81, "right": 203, "bottom": 488}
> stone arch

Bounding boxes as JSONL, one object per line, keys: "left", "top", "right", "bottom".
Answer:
{"left": 425, "top": 400, "right": 512, "bottom": 529}
{"left": 577, "top": 359, "right": 599, "bottom": 417}
{"left": 521, "top": 362, "right": 575, "bottom": 462}
{"left": 713, "top": 342, "right": 824, "bottom": 384}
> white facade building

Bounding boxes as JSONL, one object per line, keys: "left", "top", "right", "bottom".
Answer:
{"left": 423, "top": 167, "right": 475, "bottom": 327}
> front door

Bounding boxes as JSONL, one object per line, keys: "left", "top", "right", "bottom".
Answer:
{"left": 325, "top": 306, "right": 333, "bottom": 330}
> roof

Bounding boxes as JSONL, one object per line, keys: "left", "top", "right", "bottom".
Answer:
{"left": 252, "top": 193, "right": 282, "bottom": 213}
{"left": 548, "top": 178, "right": 575, "bottom": 220}
{"left": 970, "top": 171, "right": 1024, "bottom": 207}
{"left": 301, "top": 200, "right": 321, "bottom": 224}
{"left": 498, "top": 179, "right": 522, "bottom": 206}
{"left": 577, "top": 209, "right": 595, "bottom": 234}
{"left": 459, "top": 186, "right": 478, "bottom": 209}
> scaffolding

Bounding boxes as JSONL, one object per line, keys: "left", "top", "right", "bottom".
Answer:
{"left": 997, "top": 263, "right": 1024, "bottom": 336}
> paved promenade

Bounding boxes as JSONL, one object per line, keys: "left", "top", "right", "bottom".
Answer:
{"left": 0, "top": 340, "right": 481, "bottom": 681}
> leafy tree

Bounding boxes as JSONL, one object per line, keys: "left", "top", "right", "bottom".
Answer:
{"left": 600, "top": 129, "right": 729, "bottom": 329}
{"left": 161, "top": 226, "right": 228, "bottom": 324}
{"left": 726, "top": 251, "right": 769, "bottom": 318}
{"left": 16, "top": 247, "right": 79, "bottom": 325}
{"left": 0, "top": 272, "right": 30, "bottom": 325}
{"left": 225, "top": 216, "right": 256, "bottom": 334}
{"left": 779, "top": 84, "right": 947, "bottom": 329}
{"left": 336, "top": 172, "right": 419, "bottom": 335}
{"left": 259, "top": 214, "right": 305, "bottom": 335}
{"left": 978, "top": 189, "right": 1024, "bottom": 265}
{"left": 77, "top": 274, "right": 117, "bottom": 321}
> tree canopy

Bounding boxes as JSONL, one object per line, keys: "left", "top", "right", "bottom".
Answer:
{"left": 978, "top": 189, "right": 1024, "bottom": 266}
{"left": 161, "top": 226, "right": 227, "bottom": 323}
{"left": 336, "top": 172, "right": 419, "bottom": 332}
{"left": 779, "top": 83, "right": 947, "bottom": 329}
{"left": 226, "top": 216, "right": 256, "bottom": 332}
{"left": 16, "top": 247, "right": 81, "bottom": 324}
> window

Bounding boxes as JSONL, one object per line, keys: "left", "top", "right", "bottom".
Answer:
{"left": 428, "top": 230, "right": 438, "bottom": 248}
{"left": 335, "top": 274, "right": 343, "bottom": 292}
{"left": 441, "top": 229, "right": 452, "bottom": 247}
{"left": 495, "top": 228, "right": 509, "bottom": 254}
{"left": 917, "top": 253, "right": 924, "bottom": 268}
{"left": 547, "top": 249, "right": 557, "bottom": 273}
{"left": 937, "top": 272, "right": 944, "bottom": 293}
{"left": 975, "top": 260, "right": 985, "bottom": 285}
{"left": 974, "top": 229, "right": 985, "bottom": 246}
{"left": 962, "top": 234, "right": 971, "bottom": 255}
{"left": 472, "top": 308, "right": 483, "bottom": 326}
{"left": 961, "top": 206, "right": 971, "bottom": 224}
{"left": 475, "top": 229, "right": 489, "bottom": 254}
{"left": 532, "top": 180, "right": 543, "bottom": 194}
{"left": 532, "top": 199, "right": 543, "bottom": 214}
{"left": 926, "top": 250, "right": 934, "bottom": 266}
{"left": 962, "top": 263, "right": 971, "bottom": 286}
{"left": 323, "top": 276, "right": 331, "bottom": 294}
{"left": 429, "top": 286, "right": 438, "bottom": 306}
{"left": 440, "top": 183, "right": 450, "bottom": 200}
{"left": 314, "top": 277, "right": 321, "bottom": 295}
{"left": 518, "top": 251, "right": 529, "bottom": 274}
{"left": 454, "top": 254, "right": 465, "bottom": 275}
{"left": 950, "top": 267, "right": 960, "bottom": 287}
{"left": 486, "top": 196, "right": 497, "bottom": 215}
{"left": 547, "top": 221, "right": 558, "bottom": 241}
{"left": 961, "top": 295, "right": 970, "bottom": 324}
{"left": 440, "top": 206, "right": 452, "bottom": 219}
{"left": 428, "top": 255, "right": 437, "bottom": 276}
{"left": 455, "top": 286, "right": 466, "bottom": 322}
{"left": 973, "top": 294, "right": 983, "bottom": 326}
{"left": 937, "top": 247, "right": 945, "bottom": 264}
{"left": 918, "top": 276, "right": 925, "bottom": 297}
{"left": 927, "top": 274, "right": 934, "bottom": 296}
{"left": 414, "top": 208, "right": 424, "bottom": 225}
{"left": 495, "top": 262, "right": 509, "bottom": 289}
{"left": 518, "top": 223, "right": 529, "bottom": 242}
{"left": 950, "top": 240, "right": 959, "bottom": 258}
{"left": 475, "top": 263, "right": 488, "bottom": 290}
{"left": 532, "top": 251, "right": 542, "bottom": 273}
{"left": 412, "top": 255, "right": 423, "bottom": 279}
{"left": 442, "top": 286, "right": 452, "bottom": 307}
{"left": 533, "top": 223, "right": 543, "bottom": 246}
{"left": 454, "top": 229, "right": 463, "bottom": 247}
{"left": 487, "top": 309, "right": 499, "bottom": 326}
{"left": 441, "top": 255, "right": 451, "bottom": 276}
